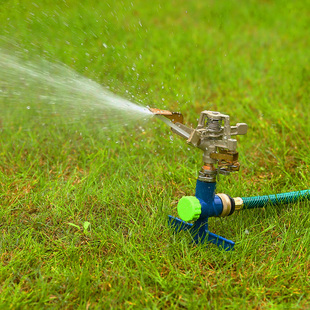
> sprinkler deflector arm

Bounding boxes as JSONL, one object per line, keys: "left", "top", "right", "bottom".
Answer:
{"left": 148, "top": 108, "right": 183, "bottom": 124}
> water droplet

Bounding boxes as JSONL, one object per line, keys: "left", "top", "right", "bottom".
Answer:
{"left": 27, "top": 106, "right": 31, "bottom": 109}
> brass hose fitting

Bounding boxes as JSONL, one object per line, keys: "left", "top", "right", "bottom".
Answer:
{"left": 217, "top": 193, "right": 232, "bottom": 217}
{"left": 233, "top": 197, "right": 244, "bottom": 211}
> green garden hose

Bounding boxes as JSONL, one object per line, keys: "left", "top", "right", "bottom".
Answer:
{"left": 241, "top": 190, "right": 310, "bottom": 209}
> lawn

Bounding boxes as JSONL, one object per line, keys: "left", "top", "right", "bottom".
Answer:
{"left": 0, "top": 0, "right": 310, "bottom": 308}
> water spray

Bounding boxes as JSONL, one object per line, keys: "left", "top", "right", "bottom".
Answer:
{"left": 150, "top": 108, "right": 310, "bottom": 251}
{"left": 0, "top": 50, "right": 153, "bottom": 128}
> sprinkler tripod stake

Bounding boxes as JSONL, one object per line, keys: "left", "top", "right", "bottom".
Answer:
{"left": 150, "top": 108, "right": 310, "bottom": 251}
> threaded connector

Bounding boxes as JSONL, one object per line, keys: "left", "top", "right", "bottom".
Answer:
{"left": 217, "top": 193, "right": 236, "bottom": 217}
{"left": 233, "top": 197, "right": 244, "bottom": 211}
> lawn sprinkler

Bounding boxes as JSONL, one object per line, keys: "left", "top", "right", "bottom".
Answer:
{"left": 150, "top": 108, "right": 310, "bottom": 251}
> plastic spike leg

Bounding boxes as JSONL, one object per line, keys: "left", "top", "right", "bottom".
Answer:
{"left": 168, "top": 215, "right": 193, "bottom": 232}
{"left": 191, "top": 220, "right": 235, "bottom": 251}
{"left": 168, "top": 216, "right": 235, "bottom": 251}
{"left": 207, "top": 232, "right": 235, "bottom": 251}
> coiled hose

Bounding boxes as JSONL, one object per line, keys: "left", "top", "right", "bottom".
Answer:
{"left": 242, "top": 190, "right": 310, "bottom": 209}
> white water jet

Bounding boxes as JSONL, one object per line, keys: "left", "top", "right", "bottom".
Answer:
{"left": 0, "top": 48, "right": 153, "bottom": 129}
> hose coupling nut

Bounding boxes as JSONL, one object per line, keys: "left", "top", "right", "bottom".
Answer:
{"left": 233, "top": 197, "right": 244, "bottom": 211}
{"left": 217, "top": 193, "right": 235, "bottom": 217}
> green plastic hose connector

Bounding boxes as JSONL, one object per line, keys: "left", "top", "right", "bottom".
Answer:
{"left": 177, "top": 196, "right": 201, "bottom": 222}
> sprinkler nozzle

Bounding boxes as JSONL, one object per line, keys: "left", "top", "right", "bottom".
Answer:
{"left": 149, "top": 107, "right": 183, "bottom": 124}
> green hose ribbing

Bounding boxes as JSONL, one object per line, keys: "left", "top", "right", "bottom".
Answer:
{"left": 242, "top": 190, "right": 310, "bottom": 209}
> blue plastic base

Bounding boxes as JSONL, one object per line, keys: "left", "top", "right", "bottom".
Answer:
{"left": 168, "top": 215, "right": 235, "bottom": 251}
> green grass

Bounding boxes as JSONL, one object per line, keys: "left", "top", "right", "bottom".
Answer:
{"left": 1, "top": 0, "right": 310, "bottom": 308}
